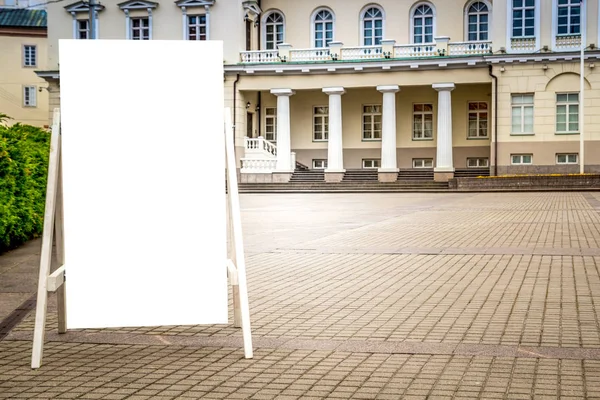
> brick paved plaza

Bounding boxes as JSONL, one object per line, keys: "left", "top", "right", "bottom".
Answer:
{"left": 1, "top": 192, "right": 600, "bottom": 399}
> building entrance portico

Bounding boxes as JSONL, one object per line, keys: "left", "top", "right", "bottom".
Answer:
{"left": 239, "top": 79, "right": 491, "bottom": 183}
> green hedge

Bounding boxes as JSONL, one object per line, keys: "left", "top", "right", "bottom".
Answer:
{"left": 0, "top": 123, "right": 51, "bottom": 254}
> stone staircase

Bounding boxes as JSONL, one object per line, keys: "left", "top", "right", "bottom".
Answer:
{"left": 398, "top": 169, "right": 434, "bottom": 181}
{"left": 454, "top": 168, "right": 490, "bottom": 178}
{"left": 289, "top": 169, "right": 325, "bottom": 182}
{"left": 342, "top": 169, "right": 378, "bottom": 182}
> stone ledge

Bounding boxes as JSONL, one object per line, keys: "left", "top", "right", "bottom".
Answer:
{"left": 452, "top": 174, "right": 600, "bottom": 190}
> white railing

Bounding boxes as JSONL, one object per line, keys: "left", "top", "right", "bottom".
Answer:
{"left": 341, "top": 45, "right": 383, "bottom": 60}
{"left": 240, "top": 50, "right": 279, "bottom": 63}
{"left": 290, "top": 48, "right": 331, "bottom": 62}
{"left": 244, "top": 137, "right": 277, "bottom": 159}
{"left": 555, "top": 35, "right": 582, "bottom": 51}
{"left": 394, "top": 43, "right": 437, "bottom": 58}
{"left": 511, "top": 37, "right": 536, "bottom": 52}
{"left": 448, "top": 41, "right": 492, "bottom": 56}
{"left": 240, "top": 159, "right": 277, "bottom": 173}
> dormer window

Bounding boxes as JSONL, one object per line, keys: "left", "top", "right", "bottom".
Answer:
{"left": 64, "top": 1, "right": 105, "bottom": 39}
{"left": 118, "top": 0, "right": 158, "bottom": 40}
{"left": 175, "top": 0, "right": 215, "bottom": 40}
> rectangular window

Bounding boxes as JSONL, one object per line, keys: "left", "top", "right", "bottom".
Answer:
{"left": 557, "top": 0, "right": 581, "bottom": 35}
{"left": 512, "top": 0, "right": 535, "bottom": 37}
{"left": 556, "top": 93, "right": 579, "bottom": 133}
{"left": 23, "top": 45, "right": 37, "bottom": 67}
{"left": 23, "top": 86, "right": 37, "bottom": 107}
{"left": 511, "top": 94, "right": 534, "bottom": 134}
{"left": 362, "top": 105, "right": 382, "bottom": 140}
{"left": 556, "top": 153, "right": 578, "bottom": 164}
{"left": 511, "top": 154, "right": 533, "bottom": 165}
{"left": 313, "top": 106, "right": 329, "bottom": 141}
{"left": 362, "top": 159, "right": 381, "bottom": 169}
{"left": 413, "top": 158, "right": 434, "bottom": 168}
{"left": 131, "top": 18, "right": 150, "bottom": 40}
{"left": 467, "top": 102, "right": 488, "bottom": 138}
{"left": 467, "top": 157, "right": 489, "bottom": 168}
{"left": 312, "top": 159, "right": 327, "bottom": 169}
{"left": 188, "top": 15, "right": 207, "bottom": 40}
{"left": 76, "top": 19, "right": 89, "bottom": 39}
{"left": 413, "top": 104, "right": 433, "bottom": 140}
{"left": 265, "top": 107, "right": 277, "bottom": 142}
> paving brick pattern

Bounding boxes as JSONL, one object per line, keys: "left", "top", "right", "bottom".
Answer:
{"left": 2, "top": 192, "right": 600, "bottom": 398}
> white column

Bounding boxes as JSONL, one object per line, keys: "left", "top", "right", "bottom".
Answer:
{"left": 182, "top": 7, "right": 187, "bottom": 40}
{"left": 323, "top": 87, "right": 345, "bottom": 172}
{"left": 377, "top": 85, "right": 400, "bottom": 172}
{"left": 205, "top": 5, "right": 211, "bottom": 40}
{"left": 433, "top": 83, "right": 455, "bottom": 172}
{"left": 148, "top": 8, "right": 153, "bottom": 40}
{"left": 71, "top": 12, "right": 77, "bottom": 39}
{"left": 270, "top": 88, "right": 295, "bottom": 172}
{"left": 125, "top": 10, "right": 130, "bottom": 40}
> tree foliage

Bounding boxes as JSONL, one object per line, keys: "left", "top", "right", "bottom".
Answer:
{"left": 0, "top": 123, "right": 50, "bottom": 254}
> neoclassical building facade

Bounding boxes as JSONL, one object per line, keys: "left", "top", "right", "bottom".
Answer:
{"left": 37, "top": 0, "right": 600, "bottom": 182}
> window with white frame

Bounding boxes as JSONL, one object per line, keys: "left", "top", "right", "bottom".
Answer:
{"left": 313, "top": 159, "right": 327, "bottom": 169}
{"left": 131, "top": 17, "right": 150, "bottom": 40}
{"left": 412, "top": 4, "right": 434, "bottom": 44}
{"left": 511, "top": 154, "right": 532, "bottom": 164}
{"left": 413, "top": 104, "right": 433, "bottom": 140}
{"left": 468, "top": 102, "right": 488, "bottom": 138}
{"left": 362, "top": 105, "right": 382, "bottom": 140}
{"left": 265, "top": 107, "right": 277, "bottom": 142}
{"left": 511, "top": 94, "right": 534, "bottom": 134}
{"left": 556, "top": 93, "right": 579, "bottom": 133}
{"left": 188, "top": 15, "right": 207, "bottom": 40}
{"left": 362, "top": 7, "right": 383, "bottom": 46}
{"left": 512, "top": 0, "right": 535, "bottom": 37}
{"left": 23, "top": 45, "right": 36, "bottom": 67}
{"left": 467, "top": 1, "right": 489, "bottom": 41}
{"left": 313, "top": 106, "right": 329, "bottom": 141}
{"left": 467, "top": 157, "right": 489, "bottom": 167}
{"left": 76, "top": 19, "right": 89, "bottom": 39}
{"left": 557, "top": 0, "right": 580, "bottom": 35}
{"left": 556, "top": 153, "right": 578, "bottom": 164}
{"left": 313, "top": 9, "right": 334, "bottom": 48}
{"left": 363, "top": 159, "right": 381, "bottom": 169}
{"left": 264, "top": 11, "right": 284, "bottom": 50}
{"left": 413, "top": 158, "right": 434, "bottom": 168}
{"left": 23, "top": 86, "right": 36, "bottom": 107}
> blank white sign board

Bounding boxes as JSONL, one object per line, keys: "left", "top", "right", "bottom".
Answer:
{"left": 59, "top": 40, "right": 227, "bottom": 329}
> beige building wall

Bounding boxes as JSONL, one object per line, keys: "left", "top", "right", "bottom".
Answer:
{"left": 494, "top": 62, "right": 600, "bottom": 171}
{"left": 46, "top": 0, "right": 247, "bottom": 69}
{"left": 0, "top": 35, "right": 49, "bottom": 127}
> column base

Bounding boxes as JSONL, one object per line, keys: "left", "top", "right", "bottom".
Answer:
{"left": 272, "top": 172, "right": 292, "bottom": 183}
{"left": 378, "top": 170, "right": 399, "bottom": 182}
{"left": 324, "top": 171, "right": 345, "bottom": 183}
{"left": 434, "top": 171, "right": 455, "bottom": 182}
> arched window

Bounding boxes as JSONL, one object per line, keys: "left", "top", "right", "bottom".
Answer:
{"left": 467, "top": 1, "right": 489, "bottom": 41}
{"left": 412, "top": 4, "right": 434, "bottom": 44}
{"left": 362, "top": 6, "right": 384, "bottom": 46}
{"left": 313, "top": 9, "right": 334, "bottom": 48}
{"left": 264, "top": 11, "right": 284, "bottom": 50}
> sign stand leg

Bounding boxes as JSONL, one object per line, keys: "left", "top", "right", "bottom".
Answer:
{"left": 32, "top": 109, "right": 62, "bottom": 369}
{"left": 55, "top": 151, "right": 67, "bottom": 334}
{"left": 224, "top": 108, "right": 253, "bottom": 358}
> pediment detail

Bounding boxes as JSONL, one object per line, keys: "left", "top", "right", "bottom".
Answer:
{"left": 174, "top": 0, "right": 215, "bottom": 8}
{"left": 64, "top": 1, "right": 105, "bottom": 13}
{"left": 118, "top": 0, "right": 159, "bottom": 10}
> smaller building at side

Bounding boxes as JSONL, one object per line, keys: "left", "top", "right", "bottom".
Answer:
{"left": 0, "top": 5, "right": 48, "bottom": 127}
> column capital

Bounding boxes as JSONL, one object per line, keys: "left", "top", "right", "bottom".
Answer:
{"left": 323, "top": 87, "right": 345, "bottom": 95}
{"left": 432, "top": 82, "right": 455, "bottom": 92}
{"left": 270, "top": 88, "right": 295, "bottom": 97}
{"left": 377, "top": 85, "right": 400, "bottom": 93}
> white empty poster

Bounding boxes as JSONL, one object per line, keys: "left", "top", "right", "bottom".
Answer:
{"left": 59, "top": 40, "right": 227, "bottom": 329}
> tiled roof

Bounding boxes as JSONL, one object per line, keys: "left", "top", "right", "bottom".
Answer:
{"left": 0, "top": 8, "right": 47, "bottom": 28}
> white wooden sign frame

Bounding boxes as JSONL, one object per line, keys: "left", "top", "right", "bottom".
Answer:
{"left": 31, "top": 107, "right": 252, "bottom": 369}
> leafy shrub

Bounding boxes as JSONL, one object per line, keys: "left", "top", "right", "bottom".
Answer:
{"left": 0, "top": 123, "right": 50, "bottom": 253}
